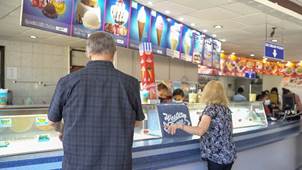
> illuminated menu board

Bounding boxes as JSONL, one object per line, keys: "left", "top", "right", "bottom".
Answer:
{"left": 180, "top": 26, "right": 194, "bottom": 62}
{"left": 192, "top": 31, "right": 205, "bottom": 64}
{"left": 203, "top": 36, "right": 213, "bottom": 67}
{"left": 129, "top": 1, "right": 151, "bottom": 49}
{"left": 104, "top": 0, "right": 131, "bottom": 47}
{"left": 166, "top": 18, "right": 183, "bottom": 59}
{"left": 150, "top": 10, "right": 168, "bottom": 55}
{"left": 212, "top": 39, "right": 222, "bottom": 69}
{"left": 72, "top": 0, "right": 106, "bottom": 38}
{"left": 21, "top": 0, "right": 74, "bottom": 35}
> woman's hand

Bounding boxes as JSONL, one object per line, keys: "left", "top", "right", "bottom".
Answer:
{"left": 166, "top": 124, "right": 183, "bottom": 135}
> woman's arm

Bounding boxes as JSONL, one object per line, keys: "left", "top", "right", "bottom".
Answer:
{"left": 167, "top": 115, "right": 212, "bottom": 136}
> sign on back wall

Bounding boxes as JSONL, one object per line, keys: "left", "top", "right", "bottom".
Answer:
{"left": 264, "top": 42, "right": 285, "bottom": 60}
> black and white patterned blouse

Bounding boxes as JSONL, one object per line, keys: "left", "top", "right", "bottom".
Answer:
{"left": 199, "top": 104, "right": 236, "bottom": 164}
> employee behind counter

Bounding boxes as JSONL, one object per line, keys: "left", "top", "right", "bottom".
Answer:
{"left": 157, "top": 83, "right": 185, "bottom": 104}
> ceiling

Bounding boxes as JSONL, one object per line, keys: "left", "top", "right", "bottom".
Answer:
{"left": 0, "top": 0, "right": 302, "bottom": 61}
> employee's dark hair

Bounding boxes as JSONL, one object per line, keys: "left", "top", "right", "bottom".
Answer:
{"left": 157, "top": 83, "right": 169, "bottom": 91}
{"left": 282, "top": 88, "right": 291, "bottom": 95}
{"left": 271, "top": 87, "right": 278, "bottom": 94}
{"left": 86, "top": 32, "right": 116, "bottom": 57}
{"left": 237, "top": 87, "right": 244, "bottom": 94}
{"left": 173, "top": 89, "right": 185, "bottom": 97}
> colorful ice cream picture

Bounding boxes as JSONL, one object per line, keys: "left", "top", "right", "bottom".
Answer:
{"left": 72, "top": 0, "right": 105, "bottom": 38}
{"left": 129, "top": 2, "right": 151, "bottom": 49}
{"left": 180, "top": 26, "right": 194, "bottom": 62}
{"left": 105, "top": 0, "right": 131, "bottom": 47}
{"left": 203, "top": 37, "right": 213, "bottom": 67}
{"left": 150, "top": 11, "right": 168, "bottom": 55}
{"left": 192, "top": 31, "right": 204, "bottom": 64}
{"left": 212, "top": 39, "right": 222, "bottom": 69}
{"left": 166, "top": 19, "right": 182, "bottom": 58}
{"left": 21, "top": 0, "right": 73, "bottom": 35}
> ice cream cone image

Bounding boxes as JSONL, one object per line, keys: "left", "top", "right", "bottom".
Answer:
{"left": 155, "top": 16, "right": 164, "bottom": 46}
{"left": 147, "top": 67, "right": 153, "bottom": 80}
{"left": 170, "top": 38, "right": 178, "bottom": 50}
{"left": 184, "top": 44, "right": 191, "bottom": 55}
{"left": 137, "top": 7, "right": 146, "bottom": 41}
{"left": 183, "top": 30, "right": 192, "bottom": 55}
{"left": 169, "top": 23, "right": 181, "bottom": 51}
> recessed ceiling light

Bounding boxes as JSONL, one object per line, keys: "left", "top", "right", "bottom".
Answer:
{"left": 178, "top": 17, "right": 184, "bottom": 21}
{"left": 213, "top": 25, "right": 223, "bottom": 29}
{"left": 202, "top": 29, "right": 208, "bottom": 33}
{"left": 272, "top": 39, "right": 278, "bottom": 42}
{"left": 164, "top": 10, "right": 170, "bottom": 14}
{"left": 29, "top": 35, "right": 37, "bottom": 39}
{"left": 190, "top": 23, "right": 196, "bottom": 27}
{"left": 250, "top": 54, "right": 255, "bottom": 57}
{"left": 231, "top": 52, "right": 236, "bottom": 55}
{"left": 148, "top": 1, "right": 153, "bottom": 5}
{"left": 220, "top": 39, "right": 226, "bottom": 42}
{"left": 167, "top": 18, "right": 171, "bottom": 22}
{"left": 221, "top": 50, "right": 225, "bottom": 53}
{"left": 212, "top": 34, "right": 217, "bottom": 38}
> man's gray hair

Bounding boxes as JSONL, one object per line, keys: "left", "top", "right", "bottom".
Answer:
{"left": 86, "top": 32, "right": 116, "bottom": 57}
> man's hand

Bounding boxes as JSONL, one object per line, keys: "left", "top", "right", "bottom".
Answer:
{"left": 49, "top": 120, "right": 64, "bottom": 141}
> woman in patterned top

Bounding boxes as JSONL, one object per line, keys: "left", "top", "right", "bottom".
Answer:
{"left": 167, "top": 80, "right": 236, "bottom": 170}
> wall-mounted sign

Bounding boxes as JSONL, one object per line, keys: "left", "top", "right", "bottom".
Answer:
{"left": 264, "top": 42, "right": 284, "bottom": 60}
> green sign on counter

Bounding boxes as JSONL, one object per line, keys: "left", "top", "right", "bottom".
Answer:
{"left": 35, "top": 117, "right": 49, "bottom": 126}
{"left": 0, "top": 118, "right": 12, "bottom": 128}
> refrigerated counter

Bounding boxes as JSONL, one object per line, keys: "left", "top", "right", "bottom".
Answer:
{"left": 0, "top": 103, "right": 301, "bottom": 170}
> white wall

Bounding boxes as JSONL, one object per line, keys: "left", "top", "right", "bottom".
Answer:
{"left": 262, "top": 75, "right": 283, "bottom": 92}
{"left": 0, "top": 39, "right": 69, "bottom": 105}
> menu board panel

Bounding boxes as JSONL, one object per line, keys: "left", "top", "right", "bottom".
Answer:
{"left": 180, "top": 26, "right": 194, "bottom": 62}
{"left": 129, "top": 2, "right": 151, "bottom": 49}
{"left": 104, "top": 0, "right": 131, "bottom": 47}
{"left": 212, "top": 39, "right": 221, "bottom": 69}
{"left": 166, "top": 19, "right": 183, "bottom": 59}
{"left": 203, "top": 36, "right": 213, "bottom": 67}
{"left": 150, "top": 11, "right": 168, "bottom": 55}
{"left": 21, "top": 0, "right": 73, "bottom": 35}
{"left": 192, "top": 31, "right": 204, "bottom": 64}
{"left": 72, "top": 0, "right": 105, "bottom": 38}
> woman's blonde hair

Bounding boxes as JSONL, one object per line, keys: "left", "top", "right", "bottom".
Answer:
{"left": 200, "top": 80, "right": 229, "bottom": 106}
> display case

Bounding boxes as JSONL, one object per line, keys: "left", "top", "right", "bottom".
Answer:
{"left": 0, "top": 102, "right": 267, "bottom": 157}
{"left": 0, "top": 105, "right": 61, "bottom": 157}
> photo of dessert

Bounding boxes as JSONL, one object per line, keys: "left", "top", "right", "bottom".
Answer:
{"left": 169, "top": 23, "right": 181, "bottom": 51}
{"left": 203, "top": 38, "right": 213, "bottom": 67}
{"left": 296, "top": 66, "right": 302, "bottom": 75}
{"left": 137, "top": 6, "right": 146, "bottom": 41}
{"left": 76, "top": 0, "right": 101, "bottom": 30}
{"left": 31, "top": 0, "right": 67, "bottom": 19}
{"left": 212, "top": 40, "right": 221, "bottom": 69}
{"left": 155, "top": 16, "right": 164, "bottom": 46}
{"left": 284, "top": 67, "right": 294, "bottom": 75}
{"left": 105, "top": 0, "right": 129, "bottom": 36}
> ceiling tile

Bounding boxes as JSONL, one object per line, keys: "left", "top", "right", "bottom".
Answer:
{"left": 189, "top": 7, "right": 239, "bottom": 21}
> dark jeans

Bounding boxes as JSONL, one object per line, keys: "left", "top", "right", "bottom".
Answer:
{"left": 207, "top": 160, "right": 233, "bottom": 170}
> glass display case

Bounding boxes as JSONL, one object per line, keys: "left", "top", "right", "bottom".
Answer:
{"left": 0, "top": 102, "right": 267, "bottom": 157}
{"left": 0, "top": 105, "right": 61, "bottom": 157}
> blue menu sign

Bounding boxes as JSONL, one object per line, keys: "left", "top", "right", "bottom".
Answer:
{"left": 264, "top": 42, "right": 284, "bottom": 60}
{"left": 157, "top": 104, "right": 192, "bottom": 137}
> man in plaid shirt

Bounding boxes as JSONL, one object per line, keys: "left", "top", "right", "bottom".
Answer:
{"left": 48, "top": 32, "right": 145, "bottom": 170}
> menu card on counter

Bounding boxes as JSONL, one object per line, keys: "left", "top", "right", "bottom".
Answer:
{"left": 72, "top": 0, "right": 105, "bottom": 38}
{"left": 180, "top": 26, "right": 194, "bottom": 62}
{"left": 166, "top": 19, "right": 183, "bottom": 59}
{"left": 203, "top": 36, "right": 213, "bottom": 67}
{"left": 192, "top": 31, "right": 204, "bottom": 64}
{"left": 104, "top": 0, "right": 131, "bottom": 47}
{"left": 157, "top": 104, "right": 192, "bottom": 138}
{"left": 129, "top": 1, "right": 151, "bottom": 49}
{"left": 150, "top": 11, "right": 168, "bottom": 56}
{"left": 212, "top": 39, "right": 221, "bottom": 69}
{"left": 21, "top": 0, "right": 74, "bottom": 35}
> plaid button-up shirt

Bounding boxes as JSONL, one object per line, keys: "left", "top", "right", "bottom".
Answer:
{"left": 48, "top": 61, "right": 145, "bottom": 170}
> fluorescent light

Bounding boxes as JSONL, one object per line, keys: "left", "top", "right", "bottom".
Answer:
{"left": 212, "top": 34, "right": 217, "bottom": 38}
{"left": 272, "top": 39, "right": 278, "bottom": 42}
{"left": 220, "top": 39, "right": 226, "bottom": 42}
{"left": 148, "top": 1, "right": 153, "bottom": 5}
{"left": 190, "top": 23, "right": 196, "bottom": 27}
{"left": 250, "top": 54, "right": 255, "bottom": 57}
{"left": 202, "top": 29, "right": 208, "bottom": 33}
{"left": 29, "top": 35, "right": 37, "bottom": 39}
{"left": 165, "top": 10, "right": 170, "bottom": 14}
{"left": 214, "top": 25, "right": 223, "bottom": 29}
